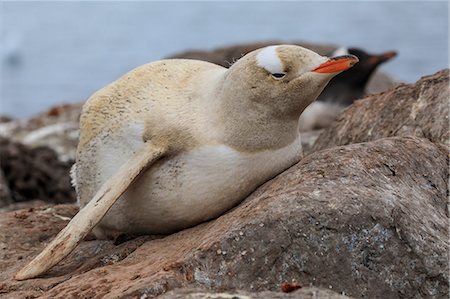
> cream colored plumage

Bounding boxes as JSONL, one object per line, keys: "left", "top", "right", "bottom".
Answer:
{"left": 15, "top": 45, "right": 357, "bottom": 280}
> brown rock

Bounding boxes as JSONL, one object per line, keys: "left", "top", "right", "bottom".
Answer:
{"left": 1, "top": 136, "right": 447, "bottom": 298}
{"left": 158, "top": 287, "right": 351, "bottom": 299}
{"left": 280, "top": 281, "right": 303, "bottom": 293}
{"left": 0, "top": 168, "right": 13, "bottom": 208}
{"left": 0, "top": 199, "right": 47, "bottom": 213}
{"left": 0, "top": 115, "right": 14, "bottom": 123}
{"left": 0, "top": 137, "right": 76, "bottom": 205}
{"left": 313, "top": 69, "right": 449, "bottom": 152}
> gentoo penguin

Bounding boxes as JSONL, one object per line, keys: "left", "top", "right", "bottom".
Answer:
{"left": 298, "top": 47, "right": 397, "bottom": 131}
{"left": 15, "top": 45, "right": 358, "bottom": 280}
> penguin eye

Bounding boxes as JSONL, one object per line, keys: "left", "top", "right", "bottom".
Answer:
{"left": 271, "top": 72, "right": 286, "bottom": 80}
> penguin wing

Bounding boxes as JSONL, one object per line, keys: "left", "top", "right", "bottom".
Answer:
{"left": 15, "top": 141, "right": 168, "bottom": 280}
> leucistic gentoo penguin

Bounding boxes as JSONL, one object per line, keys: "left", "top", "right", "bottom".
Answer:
{"left": 15, "top": 45, "right": 358, "bottom": 280}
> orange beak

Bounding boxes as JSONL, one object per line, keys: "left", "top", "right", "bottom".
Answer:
{"left": 312, "top": 55, "right": 359, "bottom": 73}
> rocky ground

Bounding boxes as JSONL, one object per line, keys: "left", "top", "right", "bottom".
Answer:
{"left": 0, "top": 53, "right": 448, "bottom": 297}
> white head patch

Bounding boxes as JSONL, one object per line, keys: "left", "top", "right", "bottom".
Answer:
{"left": 331, "top": 47, "right": 349, "bottom": 57}
{"left": 256, "top": 46, "right": 284, "bottom": 74}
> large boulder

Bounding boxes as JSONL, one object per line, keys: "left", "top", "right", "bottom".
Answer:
{"left": 1, "top": 136, "right": 447, "bottom": 298}
{"left": 312, "top": 69, "right": 449, "bottom": 152}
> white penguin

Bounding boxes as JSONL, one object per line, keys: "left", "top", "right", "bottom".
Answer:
{"left": 15, "top": 45, "right": 357, "bottom": 280}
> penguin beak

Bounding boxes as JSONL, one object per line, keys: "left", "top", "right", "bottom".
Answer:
{"left": 367, "top": 51, "right": 397, "bottom": 65}
{"left": 312, "top": 55, "right": 359, "bottom": 73}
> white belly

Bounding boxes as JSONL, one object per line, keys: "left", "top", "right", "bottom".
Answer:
{"left": 82, "top": 126, "right": 303, "bottom": 235}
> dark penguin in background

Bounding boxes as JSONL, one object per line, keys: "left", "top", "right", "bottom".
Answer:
{"left": 318, "top": 47, "right": 397, "bottom": 105}
{"left": 299, "top": 47, "right": 397, "bottom": 131}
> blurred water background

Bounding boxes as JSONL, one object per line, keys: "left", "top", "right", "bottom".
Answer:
{"left": 0, "top": 1, "right": 448, "bottom": 118}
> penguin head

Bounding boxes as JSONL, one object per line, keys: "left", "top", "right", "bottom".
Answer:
{"left": 222, "top": 45, "right": 358, "bottom": 118}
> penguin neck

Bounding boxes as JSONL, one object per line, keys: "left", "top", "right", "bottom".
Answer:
{"left": 217, "top": 106, "right": 300, "bottom": 152}
{"left": 209, "top": 76, "right": 300, "bottom": 152}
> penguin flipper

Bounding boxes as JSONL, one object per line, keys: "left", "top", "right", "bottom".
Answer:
{"left": 15, "top": 141, "right": 167, "bottom": 280}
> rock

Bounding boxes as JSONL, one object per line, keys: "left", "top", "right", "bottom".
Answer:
{"left": 0, "top": 199, "right": 48, "bottom": 213}
{"left": 299, "top": 130, "right": 323, "bottom": 155}
{"left": 0, "top": 103, "right": 82, "bottom": 163}
{"left": 0, "top": 137, "right": 76, "bottom": 205}
{"left": 158, "top": 287, "right": 351, "bottom": 299}
{"left": 366, "top": 71, "right": 398, "bottom": 95}
{"left": 1, "top": 136, "right": 447, "bottom": 298}
{"left": 0, "top": 115, "right": 14, "bottom": 123}
{"left": 0, "top": 103, "right": 80, "bottom": 208}
{"left": 0, "top": 168, "right": 13, "bottom": 208}
{"left": 313, "top": 69, "right": 449, "bottom": 152}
